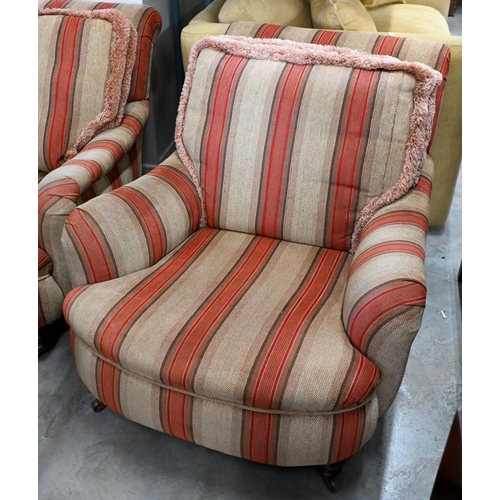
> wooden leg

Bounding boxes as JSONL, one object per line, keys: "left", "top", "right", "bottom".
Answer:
{"left": 91, "top": 399, "right": 107, "bottom": 413}
{"left": 316, "top": 461, "right": 344, "bottom": 493}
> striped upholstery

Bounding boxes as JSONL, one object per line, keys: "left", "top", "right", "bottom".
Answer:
{"left": 65, "top": 228, "right": 380, "bottom": 465}
{"left": 62, "top": 152, "right": 202, "bottom": 288}
{"left": 38, "top": 0, "right": 161, "bottom": 102}
{"left": 62, "top": 34, "right": 438, "bottom": 469}
{"left": 38, "top": 8, "right": 137, "bottom": 171}
{"left": 225, "top": 23, "right": 451, "bottom": 149}
{"left": 72, "top": 332, "right": 379, "bottom": 466}
{"left": 38, "top": 0, "right": 160, "bottom": 330}
{"left": 178, "top": 36, "right": 444, "bottom": 252}
{"left": 343, "top": 156, "right": 432, "bottom": 414}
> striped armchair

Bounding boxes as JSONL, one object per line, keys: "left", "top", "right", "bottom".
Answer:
{"left": 61, "top": 35, "right": 448, "bottom": 491}
{"left": 38, "top": 1, "right": 161, "bottom": 356}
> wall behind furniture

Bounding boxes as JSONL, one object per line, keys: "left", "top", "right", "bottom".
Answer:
{"left": 140, "top": 0, "right": 208, "bottom": 173}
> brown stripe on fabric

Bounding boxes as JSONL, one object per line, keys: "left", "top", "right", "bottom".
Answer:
{"left": 149, "top": 166, "right": 201, "bottom": 234}
{"left": 128, "top": 142, "right": 140, "bottom": 180}
{"left": 241, "top": 410, "right": 280, "bottom": 465}
{"left": 64, "top": 208, "right": 119, "bottom": 284}
{"left": 243, "top": 249, "right": 349, "bottom": 410}
{"left": 95, "top": 356, "right": 123, "bottom": 416}
{"left": 43, "top": 15, "right": 85, "bottom": 170}
{"left": 255, "top": 63, "right": 313, "bottom": 239}
{"left": 348, "top": 279, "right": 426, "bottom": 353}
{"left": 160, "top": 235, "right": 281, "bottom": 390}
{"left": 324, "top": 68, "right": 381, "bottom": 250}
{"left": 159, "top": 388, "right": 194, "bottom": 443}
{"left": 94, "top": 228, "right": 219, "bottom": 362}
{"left": 200, "top": 54, "right": 249, "bottom": 228}
{"left": 111, "top": 186, "right": 168, "bottom": 266}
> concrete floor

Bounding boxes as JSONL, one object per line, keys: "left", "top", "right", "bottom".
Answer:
{"left": 38, "top": 7, "right": 462, "bottom": 500}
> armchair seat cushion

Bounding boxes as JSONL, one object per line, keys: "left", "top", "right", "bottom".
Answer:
{"left": 65, "top": 228, "right": 379, "bottom": 413}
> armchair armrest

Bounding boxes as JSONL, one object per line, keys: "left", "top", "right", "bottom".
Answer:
{"left": 61, "top": 151, "right": 201, "bottom": 289}
{"left": 342, "top": 156, "right": 433, "bottom": 416}
{"left": 38, "top": 100, "right": 150, "bottom": 293}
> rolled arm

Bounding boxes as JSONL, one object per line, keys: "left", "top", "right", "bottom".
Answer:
{"left": 61, "top": 151, "right": 202, "bottom": 289}
{"left": 38, "top": 100, "right": 150, "bottom": 294}
{"left": 343, "top": 157, "right": 434, "bottom": 416}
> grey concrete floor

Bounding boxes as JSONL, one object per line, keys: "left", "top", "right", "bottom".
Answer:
{"left": 38, "top": 8, "right": 462, "bottom": 500}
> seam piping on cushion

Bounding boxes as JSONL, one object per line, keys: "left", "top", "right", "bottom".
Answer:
{"left": 76, "top": 334, "right": 380, "bottom": 416}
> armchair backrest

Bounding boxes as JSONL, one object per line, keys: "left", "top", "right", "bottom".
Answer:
{"left": 38, "top": 1, "right": 161, "bottom": 173}
{"left": 176, "top": 36, "right": 446, "bottom": 252}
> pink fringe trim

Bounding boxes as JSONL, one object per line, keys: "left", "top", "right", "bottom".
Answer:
{"left": 175, "top": 36, "right": 443, "bottom": 246}
{"left": 39, "top": 8, "right": 138, "bottom": 161}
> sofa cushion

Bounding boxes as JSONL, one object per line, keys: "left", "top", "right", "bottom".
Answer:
{"left": 177, "top": 35, "right": 443, "bottom": 251}
{"left": 369, "top": 4, "right": 451, "bottom": 35}
{"left": 38, "top": 8, "right": 137, "bottom": 172}
{"left": 218, "top": 0, "right": 312, "bottom": 28}
{"left": 65, "top": 228, "right": 380, "bottom": 413}
{"left": 311, "top": 0, "right": 377, "bottom": 32}
{"left": 360, "top": 0, "right": 405, "bottom": 8}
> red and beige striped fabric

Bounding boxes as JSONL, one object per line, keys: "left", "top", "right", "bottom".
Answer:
{"left": 343, "top": 156, "right": 433, "bottom": 414}
{"left": 38, "top": 8, "right": 138, "bottom": 170}
{"left": 38, "top": 0, "right": 161, "bottom": 102}
{"left": 225, "top": 22, "right": 451, "bottom": 145}
{"left": 71, "top": 332, "right": 379, "bottom": 466}
{"left": 38, "top": 0, "right": 160, "bottom": 330}
{"left": 62, "top": 33, "right": 441, "bottom": 468}
{"left": 177, "top": 35, "right": 445, "bottom": 252}
{"left": 38, "top": 100, "right": 150, "bottom": 329}
{"left": 65, "top": 227, "right": 380, "bottom": 465}
{"left": 62, "top": 152, "right": 202, "bottom": 288}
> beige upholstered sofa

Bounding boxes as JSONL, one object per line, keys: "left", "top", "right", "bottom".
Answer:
{"left": 181, "top": 0, "right": 462, "bottom": 229}
{"left": 38, "top": 1, "right": 162, "bottom": 356}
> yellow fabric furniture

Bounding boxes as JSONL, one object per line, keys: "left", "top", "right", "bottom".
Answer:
{"left": 181, "top": 0, "right": 461, "bottom": 229}
{"left": 311, "top": 0, "right": 377, "bottom": 31}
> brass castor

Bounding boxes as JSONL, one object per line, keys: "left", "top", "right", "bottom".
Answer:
{"left": 91, "top": 399, "right": 107, "bottom": 413}
{"left": 316, "top": 461, "right": 344, "bottom": 493}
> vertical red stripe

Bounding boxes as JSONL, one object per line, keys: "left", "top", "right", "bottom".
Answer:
{"left": 248, "top": 250, "right": 343, "bottom": 409}
{"left": 258, "top": 64, "right": 310, "bottom": 238}
{"left": 203, "top": 55, "right": 246, "bottom": 227}
{"left": 327, "top": 69, "right": 378, "bottom": 248}
{"left": 164, "top": 236, "right": 279, "bottom": 390}
{"left": 97, "top": 360, "right": 120, "bottom": 414}
{"left": 45, "top": 16, "right": 83, "bottom": 169}
{"left": 96, "top": 228, "right": 218, "bottom": 362}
